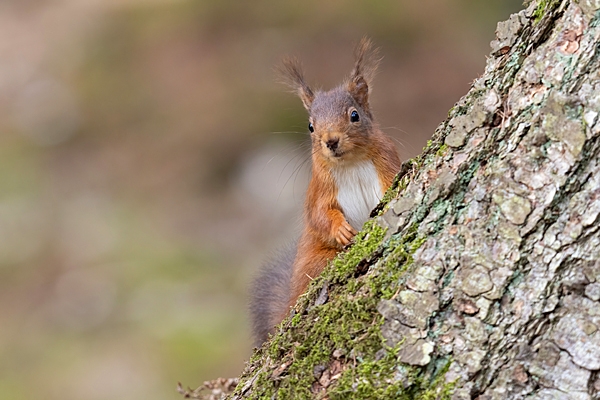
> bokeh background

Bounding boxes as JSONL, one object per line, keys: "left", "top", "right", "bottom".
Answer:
{"left": 0, "top": 1, "right": 522, "bottom": 399}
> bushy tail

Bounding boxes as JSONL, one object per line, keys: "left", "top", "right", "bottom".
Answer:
{"left": 250, "top": 243, "right": 296, "bottom": 347}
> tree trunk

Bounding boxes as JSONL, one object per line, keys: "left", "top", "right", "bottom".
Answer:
{"left": 231, "top": 1, "right": 600, "bottom": 398}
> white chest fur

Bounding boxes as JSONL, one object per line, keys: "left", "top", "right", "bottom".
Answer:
{"left": 332, "top": 160, "right": 383, "bottom": 231}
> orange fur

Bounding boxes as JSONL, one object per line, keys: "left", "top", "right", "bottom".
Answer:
{"left": 252, "top": 38, "right": 401, "bottom": 345}
{"left": 286, "top": 124, "right": 400, "bottom": 313}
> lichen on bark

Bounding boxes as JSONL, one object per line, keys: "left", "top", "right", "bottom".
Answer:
{"left": 230, "top": 1, "right": 600, "bottom": 398}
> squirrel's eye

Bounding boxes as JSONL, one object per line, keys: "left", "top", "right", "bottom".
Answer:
{"left": 350, "top": 110, "right": 360, "bottom": 123}
{"left": 308, "top": 122, "right": 314, "bottom": 133}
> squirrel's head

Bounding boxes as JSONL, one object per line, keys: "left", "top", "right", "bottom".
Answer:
{"left": 279, "top": 38, "right": 382, "bottom": 164}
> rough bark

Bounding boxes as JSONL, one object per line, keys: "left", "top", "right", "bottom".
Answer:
{"left": 231, "top": 1, "right": 600, "bottom": 398}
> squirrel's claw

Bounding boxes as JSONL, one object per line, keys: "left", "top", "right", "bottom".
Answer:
{"left": 335, "top": 220, "right": 357, "bottom": 247}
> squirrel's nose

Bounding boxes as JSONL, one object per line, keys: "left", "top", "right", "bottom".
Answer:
{"left": 325, "top": 137, "right": 339, "bottom": 151}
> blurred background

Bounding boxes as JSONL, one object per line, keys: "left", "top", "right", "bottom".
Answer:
{"left": 0, "top": 0, "right": 522, "bottom": 399}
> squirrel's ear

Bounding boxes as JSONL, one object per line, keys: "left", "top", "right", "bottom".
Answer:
{"left": 278, "top": 57, "right": 314, "bottom": 111}
{"left": 348, "top": 37, "right": 381, "bottom": 114}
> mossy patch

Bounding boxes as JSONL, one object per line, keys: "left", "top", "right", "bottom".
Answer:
{"left": 231, "top": 214, "right": 454, "bottom": 399}
{"left": 532, "top": 0, "right": 561, "bottom": 23}
{"left": 436, "top": 143, "right": 449, "bottom": 158}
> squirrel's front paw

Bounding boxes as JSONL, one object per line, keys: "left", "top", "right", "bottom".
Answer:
{"left": 334, "top": 220, "right": 358, "bottom": 247}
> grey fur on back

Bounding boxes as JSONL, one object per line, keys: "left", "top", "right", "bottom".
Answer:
{"left": 250, "top": 242, "right": 296, "bottom": 347}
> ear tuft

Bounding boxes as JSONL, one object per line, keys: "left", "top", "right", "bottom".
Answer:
{"left": 277, "top": 56, "right": 314, "bottom": 111}
{"left": 347, "top": 37, "right": 382, "bottom": 113}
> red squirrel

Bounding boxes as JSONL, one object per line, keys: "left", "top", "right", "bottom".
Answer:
{"left": 251, "top": 38, "right": 401, "bottom": 346}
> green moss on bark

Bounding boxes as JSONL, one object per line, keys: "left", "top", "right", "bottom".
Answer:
{"left": 232, "top": 215, "right": 454, "bottom": 398}
{"left": 532, "top": 0, "right": 561, "bottom": 23}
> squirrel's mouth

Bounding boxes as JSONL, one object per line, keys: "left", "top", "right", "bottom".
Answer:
{"left": 321, "top": 142, "right": 345, "bottom": 159}
{"left": 324, "top": 148, "right": 344, "bottom": 159}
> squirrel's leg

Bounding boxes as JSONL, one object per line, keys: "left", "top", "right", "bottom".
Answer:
{"left": 326, "top": 209, "right": 358, "bottom": 248}
{"left": 286, "top": 237, "right": 338, "bottom": 314}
